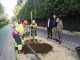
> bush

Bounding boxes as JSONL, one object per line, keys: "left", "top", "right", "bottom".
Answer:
{"left": 62, "top": 14, "right": 80, "bottom": 31}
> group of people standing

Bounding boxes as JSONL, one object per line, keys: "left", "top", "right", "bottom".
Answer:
{"left": 11, "top": 13, "right": 63, "bottom": 53}
{"left": 47, "top": 14, "right": 63, "bottom": 44}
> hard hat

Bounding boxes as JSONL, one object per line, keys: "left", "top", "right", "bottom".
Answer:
{"left": 23, "top": 20, "right": 29, "bottom": 25}
{"left": 32, "top": 20, "right": 35, "bottom": 24}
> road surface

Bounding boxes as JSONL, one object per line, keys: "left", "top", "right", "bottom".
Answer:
{"left": 0, "top": 24, "right": 16, "bottom": 60}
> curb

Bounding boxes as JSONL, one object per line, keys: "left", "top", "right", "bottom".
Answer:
{"left": 37, "top": 26, "right": 80, "bottom": 35}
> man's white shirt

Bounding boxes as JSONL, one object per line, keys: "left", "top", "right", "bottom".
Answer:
{"left": 48, "top": 19, "right": 50, "bottom": 27}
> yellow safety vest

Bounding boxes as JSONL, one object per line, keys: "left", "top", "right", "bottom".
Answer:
{"left": 15, "top": 23, "right": 24, "bottom": 34}
{"left": 30, "top": 23, "right": 37, "bottom": 29}
{"left": 19, "top": 24, "right": 24, "bottom": 34}
{"left": 15, "top": 23, "right": 20, "bottom": 32}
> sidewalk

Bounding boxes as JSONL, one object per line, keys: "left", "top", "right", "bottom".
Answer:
{"left": 37, "top": 26, "right": 80, "bottom": 35}
{"left": 16, "top": 35, "right": 79, "bottom": 60}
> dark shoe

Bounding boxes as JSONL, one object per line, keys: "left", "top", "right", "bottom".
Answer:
{"left": 55, "top": 39, "right": 62, "bottom": 44}
{"left": 47, "top": 37, "right": 49, "bottom": 39}
{"left": 18, "top": 50, "right": 20, "bottom": 54}
{"left": 47, "top": 36, "right": 49, "bottom": 39}
{"left": 50, "top": 37, "right": 52, "bottom": 39}
{"left": 58, "top": 41, "right": 61, "bottom": 44}
{"left": 18, "top": 50, "right": 22, "bottom": 54}
{"left": 53, "top": 38, "right": 57, "bottom": 41}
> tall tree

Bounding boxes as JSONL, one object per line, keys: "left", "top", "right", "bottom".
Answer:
{"left": 0, "top": 3, "right": 4, "bottom": 13}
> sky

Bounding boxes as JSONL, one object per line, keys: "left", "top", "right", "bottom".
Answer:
{"left": 0, "top": 0, "right": 17, "bottom": 18}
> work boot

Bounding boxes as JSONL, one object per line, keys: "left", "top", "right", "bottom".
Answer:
{"left": 18, "top": 50, "right": 20, "bottom": 54}
{"left": 18, "top": 50, "right": 23, "bottom": 54}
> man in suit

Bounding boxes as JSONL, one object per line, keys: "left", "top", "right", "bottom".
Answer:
{"left": 47, "top": 16, "right": 53, "bottom": 39}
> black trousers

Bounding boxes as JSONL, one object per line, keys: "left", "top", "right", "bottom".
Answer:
{"left": 31, "top": 29, "right": 37, "bottom": 36}
{"left": 47, "top": 27, "right": 52, "bottom": 38}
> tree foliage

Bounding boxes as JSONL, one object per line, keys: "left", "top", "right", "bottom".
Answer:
{"left": 15, "top": 0, "right": 80, "bottom": 31}
{"left": 0, "top": 14, "right": 9, "bottom": 24}
{"left": 17, "top": 0, "right": 36, "bottom": 21}
{"left": 13, "top": 5, "right": 21, "bottom": 16}
{"left": 0, "top": 3, "right": 9, "bottom": 26}
{"left": 0, "top": 3, "right": 4, "bottom": 13}
{"left": 17, "top": 0, "right": 80, "bottom": 20}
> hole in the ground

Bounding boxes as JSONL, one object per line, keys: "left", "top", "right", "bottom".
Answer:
{"left": 21, "top": 43, "right": 53, "bottom": 54}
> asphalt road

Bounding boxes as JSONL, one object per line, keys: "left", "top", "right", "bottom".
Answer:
{"left": 37, "top": 28, "right": 80, "bottom": 51}
{"left": 0, "top": 24, "right": 16, "bottom": 60}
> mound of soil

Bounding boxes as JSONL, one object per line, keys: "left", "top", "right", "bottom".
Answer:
{"left": 21, "top": 43, "right": 53, "bottom": 54}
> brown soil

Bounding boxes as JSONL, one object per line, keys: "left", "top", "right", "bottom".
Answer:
{"left": 21, "top": 43, "right": 53, "bottom": 54}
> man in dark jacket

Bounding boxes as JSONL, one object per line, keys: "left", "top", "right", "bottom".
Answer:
{"left": 47, "top": 17, "right": 53, "bottom": 39}
{"left": 51, "top": 14, "right": 57, "bottom": 39}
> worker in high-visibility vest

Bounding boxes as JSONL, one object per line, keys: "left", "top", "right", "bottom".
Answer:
{"left": 12, "top": 20, "right": 25, "bottom": 53}
{"left": 30, "top": 20, "right": 37, "bottom": 36}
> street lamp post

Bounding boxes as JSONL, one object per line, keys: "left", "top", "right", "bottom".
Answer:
{"left": 31, "top": 0, "right": 36, "bottom": 21}
{"left": 33, "top": 0, "right": 36, "bottom": 19}
{"left": 31, "top": 11, "right": 33, "bottom": 22}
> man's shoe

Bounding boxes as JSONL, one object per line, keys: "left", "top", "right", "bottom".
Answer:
{"left": 47, "top": 37, "right": 49, "bottom": 39}
{"left": 55, "top": 39, "right": 62, "bottom": 44}
{"left": 47, "top": 36, "right": 49, "bottom": 39}
{"left": 50, "top": 37, "right": 52, "bottom": 39}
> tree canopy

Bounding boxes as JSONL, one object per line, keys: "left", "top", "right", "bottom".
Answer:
{"left": 0, "top": 3, "right": 4, "bottom": 13}
{"left": 0, "top": 3, "right": 9, "bottom": 25}
{"left": 16, "top": 0, "right": 80, "bottom": 20}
